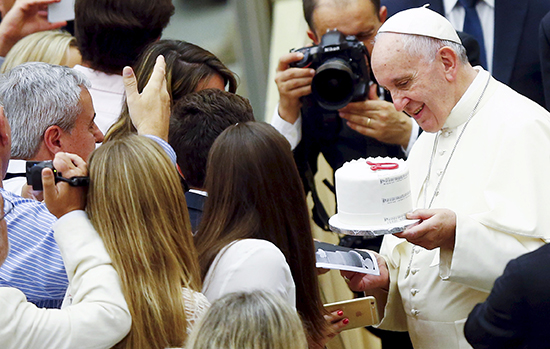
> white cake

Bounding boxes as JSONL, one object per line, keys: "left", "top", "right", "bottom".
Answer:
{"left": 334, "top": 157, "right": 413, "bottom": 227}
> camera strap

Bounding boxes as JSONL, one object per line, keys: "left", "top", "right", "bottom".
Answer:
{"left": 305, "top": 163, "right": 331, "bottom": 231}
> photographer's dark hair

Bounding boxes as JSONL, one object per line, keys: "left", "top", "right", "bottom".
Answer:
{"left": 74, "top": 0, "right": 175, "bottom": 74}
{"left": 105, "top": 39, "right": 238, "bottom": 142}
{"left": 303, "top": 0, "right": 381, "bottom": 32}
{"left": 194, "top": 121, "right": 327, "bottom": 344}
{"left": 168, "top": 89, "right": 255, "bottom": 189}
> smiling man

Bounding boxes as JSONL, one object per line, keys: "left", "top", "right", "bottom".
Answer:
{"left": 0, "top": 62, "right": 104, "bottom": 196}
{"left": 342, "top": 6, "right": 550, "bottom": 348}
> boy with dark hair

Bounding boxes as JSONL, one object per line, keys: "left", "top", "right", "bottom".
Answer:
{"left": 169, "top": 89, "right": 255, "bottom": 231}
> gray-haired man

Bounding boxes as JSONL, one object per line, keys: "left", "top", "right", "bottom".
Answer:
{"left": 0, "top": 62, "right": 104, "bottom": 195}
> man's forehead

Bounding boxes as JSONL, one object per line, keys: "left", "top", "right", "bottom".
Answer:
{"left": 78, "top": 87, "right": 96, "bottom": 117}
{"left": 316, "top": 0, "right": 353, "bottom": 9}
{"left": 313, "top": 0, "right": 378, "bottom": 34}
{"left": 314, "top": 0, "right": 377, "bottom": 20}
{"left": 371, "top": 34, "right": 408, "bottom": 82}
{"left": 372, "top": 34, "right": 401, "bottom": 61}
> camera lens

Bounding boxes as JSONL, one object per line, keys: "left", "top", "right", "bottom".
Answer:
{"left": 311, "top": 58, "right": 354, "bottom": 110}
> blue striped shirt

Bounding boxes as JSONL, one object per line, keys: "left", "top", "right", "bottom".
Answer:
{"left": 0, "top": 136, "right": 176, "bottom": 309}
{"left": 0, "top": 188, "right": 66, "bottom": 308}
{"left": 144, "top": 135, "right": 177, "bottom": 165}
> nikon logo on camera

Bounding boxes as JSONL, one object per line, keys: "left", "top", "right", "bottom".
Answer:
{"left": 324, "top": 46, "right": 341, "bottom": 53}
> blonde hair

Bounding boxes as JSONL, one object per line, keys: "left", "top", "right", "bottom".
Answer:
{"left": 86, "top": 135, "right": 202, "bottom": 349}
{"left": 1, "top": 30, "right": 79, "bottom": 73}
{"left": 186, "top": 291, "right": 308, "bottom": 349}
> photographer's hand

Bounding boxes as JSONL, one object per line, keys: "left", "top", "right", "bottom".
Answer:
{"left": 21, "top": 184, "right": 43, "bottom": 202}
{"left": 275, "top": 52, "right": 315, "bottom": 124}
{"left": 42, "top": 152, "right": 87, "bottom": 219}
{"left": 339, "top": 83, "right": 413, "bottom": 148}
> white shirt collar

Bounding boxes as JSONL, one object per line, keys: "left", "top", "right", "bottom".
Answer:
{"left": 443, "top": 0, "right": 495, "bottom": 15}
{"left": 443, "top": 66, "right": 491, "bottom": 129}
{"left": 188, "top": 189, "right": 208, "bottom": 197}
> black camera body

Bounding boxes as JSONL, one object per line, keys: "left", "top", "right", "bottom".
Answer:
{"left": 290, "top": 29, "right": 370, "bottom": 111}
{"left": 26, "top": 161, "right": 59, "bottom": 191}
{"left": 26, "top": 160, "right": 89, "bottom": 191}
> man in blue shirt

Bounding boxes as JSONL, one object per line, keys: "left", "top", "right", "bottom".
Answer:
{"left": 0, "top": 56, "right": 173, "bottom": 308}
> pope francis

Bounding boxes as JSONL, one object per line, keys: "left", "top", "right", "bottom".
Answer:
{"left": 341, "top": 6, "right": 550, "bottom": 349}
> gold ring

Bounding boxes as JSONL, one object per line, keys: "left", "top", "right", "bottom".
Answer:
{"left": 366, "top": 117, "right": 371, "bottom": 127}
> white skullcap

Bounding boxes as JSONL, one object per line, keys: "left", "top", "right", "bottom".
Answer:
{"left": 378, "top": 5, "right": 462, "bottom": 44}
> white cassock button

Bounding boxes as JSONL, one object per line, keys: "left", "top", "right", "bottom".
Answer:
{"left": 437, "top": 170, "right": 443, "bottom": 176}
{"left": 411, "top": 309, "right": 420, "bottom": 316}
{"left": 411, "top": 268, "right": 419, "bottom": 275}
{"left": 439, "top": 150, "right": 446, "bottom": 156}
{"left": 411, "top": 289, "right": 419, "bottom": 296}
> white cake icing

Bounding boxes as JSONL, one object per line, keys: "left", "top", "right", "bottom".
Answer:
{"left": 335, "top": 157, "right": 413, "bottom": 227}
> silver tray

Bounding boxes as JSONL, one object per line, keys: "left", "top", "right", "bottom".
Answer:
{"left": 328, "top": 214, "right": 419, "bottom": 238}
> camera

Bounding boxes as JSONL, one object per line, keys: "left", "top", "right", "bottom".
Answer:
{"left": 290, "top": 29, "right": 370, "bottom": 110}
{"left": 26, "top": 160, "right": 89, "bottom": 191}
{"left": 26, "top": 161, "right": 59, "bottom": 191}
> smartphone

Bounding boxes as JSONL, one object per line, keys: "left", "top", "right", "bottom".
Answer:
{"left": 48, "top": 0, "right": 75, "bottom": 23}
{"left": 324, "top": 296, "right": 379, "bottom": 330}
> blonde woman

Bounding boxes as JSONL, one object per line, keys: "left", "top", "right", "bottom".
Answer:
{"left": 1, "top": 30, "right": 81, "bottom": 73}
{"left": 187, "top": 291, "right": 308, "bottom": 349}
{"left": 86, "top": 135, "right": 208, "bottom": 348}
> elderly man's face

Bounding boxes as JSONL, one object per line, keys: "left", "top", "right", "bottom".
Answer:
{"left": 59, "top": 87, "right": 104, "bottom": 161}
{"left": 371, "top": 33, "right": 454, "bottom": 132}
{"left": 312, "top": 0, "right": 386, "bottom": 55}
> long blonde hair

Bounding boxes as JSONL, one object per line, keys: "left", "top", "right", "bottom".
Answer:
{"left": 186, "top": 291, "right": 308, "bottom": 349}
{"left": 86, "top": 135, "right": 201, "bottom": 348}
{"left": 1, "top": 30, "right": 80, "bottom": 73}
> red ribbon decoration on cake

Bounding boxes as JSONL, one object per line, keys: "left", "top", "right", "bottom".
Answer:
{"left": 367, "top": 161, "right": 399, "bottom": 171}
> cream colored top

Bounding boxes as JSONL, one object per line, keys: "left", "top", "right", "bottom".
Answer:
{"left": 0, "top": 211, "right": 131, "bottom": 349}
{"left": 202, "top": 239, "right": 296, "bottom": 307}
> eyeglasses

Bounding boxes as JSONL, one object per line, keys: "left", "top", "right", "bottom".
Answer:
{"left": 0, "top": 199, "right": 14, "bottom": 221}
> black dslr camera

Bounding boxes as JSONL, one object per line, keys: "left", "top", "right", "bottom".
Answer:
{"left": 26, "top": 161, "right": 89, "bottom": 191}
{"left": 290, "top": 29, "right": 370, "bottom": 110}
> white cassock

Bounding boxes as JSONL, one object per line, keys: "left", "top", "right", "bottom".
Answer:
{"left": 376, "top": 67, "right": 550, "bottom": 348}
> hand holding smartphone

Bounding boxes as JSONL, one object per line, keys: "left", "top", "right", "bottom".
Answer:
{"left": 324, "top": 296, "right": 379, "bottom": 330}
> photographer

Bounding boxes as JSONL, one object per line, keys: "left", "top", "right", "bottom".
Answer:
{"left": 272, "top": 0, "right": 418, "bottom": 234}
{"left": 0, "top": 55, "right": 174, "bottom": 310}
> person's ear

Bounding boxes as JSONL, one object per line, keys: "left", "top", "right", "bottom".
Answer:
{"left": 43, "top": 125, "right": 64, "bottom": 155}
{"left": 307, "top": 28, "right": 320, "bottom": 44}
{"left": 379, "top": 6, "right": 388, "bottom": 23}
{"left": 438, "top": 46, "right": 459, "bottom": 82}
